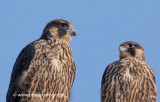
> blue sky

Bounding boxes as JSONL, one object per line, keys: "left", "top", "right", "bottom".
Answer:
{"left": 0, "top": 0, "right": 160, "bottom": 102}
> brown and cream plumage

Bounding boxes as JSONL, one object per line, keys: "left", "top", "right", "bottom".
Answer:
{"left": 7, "top": 19, "right": 76, "bottom": 102}
{"left": 101, "top": 41, "right": 157, "bottom": 102}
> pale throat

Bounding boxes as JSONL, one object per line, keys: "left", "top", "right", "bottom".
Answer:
{"left": 49, "top": 27, "right": 72, "bottom": 43}
{"left": 61, "top": 34, "right": 72, "bottom": 42}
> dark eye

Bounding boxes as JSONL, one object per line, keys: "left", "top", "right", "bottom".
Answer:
{"left": 128, "top": 44, "right": 134, "bottom": 48}
{"left": 60, "top": 23, "right": 68, "bottom": 29}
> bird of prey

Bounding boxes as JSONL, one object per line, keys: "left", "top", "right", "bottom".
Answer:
{"left": 7, "top": 19, "right": 77, "bottom": 102}
{"left": 101, "top": 41, "right": 157, "bottom": 102}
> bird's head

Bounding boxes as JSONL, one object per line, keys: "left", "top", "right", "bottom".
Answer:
{"left": 119, "top": 41, "right": 145, "bottom": 60}
{"left": 41, "top": 19, "right": 76, "bottom": 42}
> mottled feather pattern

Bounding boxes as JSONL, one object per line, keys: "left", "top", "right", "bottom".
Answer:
{"left": 8, "top": 39, "right": 75, "bottom": 102}
{"left": 101, "top": 41, "right": 157, "bottom": 102}
{"left": 7, "top": 19, "right": 76, "bottom": 102}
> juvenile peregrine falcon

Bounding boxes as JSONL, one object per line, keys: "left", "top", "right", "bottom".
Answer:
{"left": 101, "top": 41, "right": 157, "bottom": 102}
{"left": 7, "top": 19, "right": 76, "bottom": 102}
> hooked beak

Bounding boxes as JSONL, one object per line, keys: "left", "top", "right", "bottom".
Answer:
{"left": 67, "top": 28, "right": 77, "bottom": 36}
{"left": 120, "top": 46, "right": 127, "bottom": 52}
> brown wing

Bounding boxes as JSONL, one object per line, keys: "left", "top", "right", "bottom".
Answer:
{"left": 101, "top": 61, "right": 120, "bottom": 102}
{"left": 141, "top": 64, "right": 157, "bottom": 102}
{"left": 6, "top": 41, "right": 36, "bottom": 102}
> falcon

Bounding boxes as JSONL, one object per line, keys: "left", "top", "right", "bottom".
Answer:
{"left": 7, "top": 19, "right": 77, "bottom": 102}
{"left": 101, "top": 41, "right": 157, "bottom": 102}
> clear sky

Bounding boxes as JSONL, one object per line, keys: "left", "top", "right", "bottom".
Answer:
{"left": 0, "top": 0, "right": 160, "bottom": 102}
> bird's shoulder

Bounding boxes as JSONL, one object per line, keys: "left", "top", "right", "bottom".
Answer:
{"left": 8, "top": 39, "right": 48, "bottom": 84}
{"left": 13, "top": 39, "right": 47, "bottom": 66}
{"left": 103, "top": 61, "right": 120, "bottom": 74}
{"left": 101, "top": 61, "right": 119, "bottom": 84}
{"left": 102, "top": 57, "right": 156, "bottom": 85}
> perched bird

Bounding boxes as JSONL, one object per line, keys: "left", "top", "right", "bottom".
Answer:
{"left": 7, "top": 19, "right": 76, "bottom": 102}
{"left": 101, "top": 41, "right": 157, "bottom": 102}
